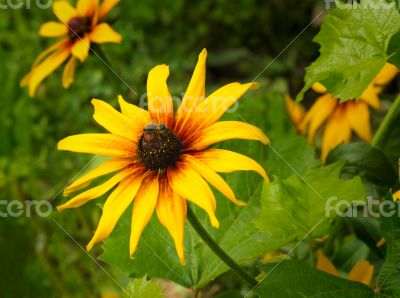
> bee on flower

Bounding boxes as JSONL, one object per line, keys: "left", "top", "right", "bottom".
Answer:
{"left": 21, "top": 0, "right": 122, "bottom": 96}
{"left": 287, "top": 63, "right": 398, "bottom": 161}
{"left": 57, "top": 49, "right": 270, "bottom": 264}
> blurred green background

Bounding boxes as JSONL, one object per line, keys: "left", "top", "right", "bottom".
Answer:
{"left": 0, "top": 0, "right": 325, "bottom": 297}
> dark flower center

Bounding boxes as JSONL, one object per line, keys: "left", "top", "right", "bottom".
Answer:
{"left": 137, "top": 124, "right": 182, "bottom": 171}
{"left": 67, "top": 17, "right": 91, "bottom": 39}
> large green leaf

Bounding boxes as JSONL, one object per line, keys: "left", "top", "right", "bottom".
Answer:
{"left": 376, "top": 193, "right": 400, "bottom": 296}
{"left": 255, "top": 261, "right": 374, "bottom": 297}
{"left": 256, "top": 163, "right": 367, "bottom": 246}
{"left": 296, "top": 0, "right": 400, "bottom": 102}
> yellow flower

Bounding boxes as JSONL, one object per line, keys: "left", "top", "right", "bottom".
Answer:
{"left": 21, "top": 0, "right": 122, "bottom": 96}
{"left": 57, "top": 49, "right": 270, "bottom": 264}
{"left": 316, "top": 250, "right": 374, "bottom": 286}
{"left": 299, "top": 63, "right": 398, "bottom": 161}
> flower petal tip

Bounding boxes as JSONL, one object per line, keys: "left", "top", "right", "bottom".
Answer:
{"left": 179, "top": 258, "right": 187, "bottom": 265}
{"left": 249, "top": 82, "right": 261, "bottom": 90}
{"left": 56, "top": 205, "right": 64, "bottom": 212}
{"left": 86, "top": 242, "right": 94, "bottom": 252}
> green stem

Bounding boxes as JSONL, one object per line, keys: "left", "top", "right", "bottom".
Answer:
{"left": 187, "top": 205, "right": 259, "bottom": 288}
{"left": 372, "top": 94, "right": 400, "bottom": 149}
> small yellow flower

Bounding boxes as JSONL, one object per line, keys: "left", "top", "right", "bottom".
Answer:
{"left": 57, "top": 49, "right": 270, "bottom": 264}
{"left": 316, "top": 250, "right": 374, "bottom": 286}
{"left": 299, "top": 63, "right": 398, "bottom": 161}
{"left": 21, "top": 0, "right": 122, "bottom": 96}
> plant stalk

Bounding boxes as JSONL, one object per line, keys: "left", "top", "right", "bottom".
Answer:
{"left": 187, "top": 205, "right": 259, "bottom": 288}
{"left": 372, "top": 94, "right": 400, "bottom": 149}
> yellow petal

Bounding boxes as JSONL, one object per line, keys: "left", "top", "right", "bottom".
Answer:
{"left": 321, "top": 106, "right": 352, "bottom": 161}
{"left": 87, "top": 172, "right": 146, "bottom": 252}
{"left": 393, "top": 190, "right": 400, "bottom": 202}
{"left": 311, "top": 82, "right": 327, "bottom": 93}
{"left": 52, "top": 0, "right": 77, "bottom": 23}
{"left": 373, "top": 63, "right": 398, "bottom": 86}
{"left": 190, "top": 82, "right": 260, "bottom": 130}
{"left": 77, "top": 0, "right": 98, "bottom": 17}
{"left": 99, "top": 0, "right": 120, "bottom": 19}
{"left": 58, "top": 133, "right": 134, "bottom": 158}
{"left": 285, "top": 95, "right": 305, "bottom": 127}
{"left": 30, "top": 39, "right": 70, "bottom": 70}
{"left": 156, "top": 178, "right": 187, "bottom": 264}
{"left": 71, "top": 34, "right": 90, "bottom": 62}
{"left": 347, "top": 260, "right": 374, "bottom": 286}
{"left": 63, "top": 158, "right": 132, "bottom": 196}
{"left": 90, "top": 23, "right": 122, "bottom": 44}
{"left": 147, "top": 65, "right": 174, "bottom": 127}
{"left": 174, "top": 49, "right": 207, "bottom": 136}
{"left": 299, "top": 94, "right": 338, "bottom": 144}
{"left": 360, "top": 84, "right": 381, "bottom": 110}
{"left": 39, "top": 21, "right": 68, "bottom": 37}
{"left": 118, "top": 95, "right": 151, "bottom": 123}
{"left": 92, "top": 99, "right": 137, "bottom": 140}
{"left": 187, "top": 121, "right": 269, "bottom": 150}
{"left": 58, "top": 167, "right": 133, "bottom": 211}
{"left": 345, "top": 101, "right": 372, "bottom": 142}
{"left": 168, "top": 164, "right": 219, "bottom": 228}
{"left": 182, "top": 154, "right": 245, "bottom": 206}
{"left": 315, "top": 250, "right": 340, "bottom": 276}
{"left": 117, "top": 95, "right": 150, "bottom": 137}
{"left": 193, "top": 149, "right": 269, "bottom": 184}
{"left": 129, "top": 175, "right": 159, "bottom": 256}
{"left": 28, "top": 46, "right": 71, "bottom": 97}
{"left": 62, "top": 56, "right": 77, "bottom": 89}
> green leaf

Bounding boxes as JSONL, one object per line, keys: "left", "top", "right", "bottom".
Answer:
{"left": 255, "top": 261, "right": 374, "bottom": 297}
{"left": 256, "top": 163, "right": 367, "bottom": 246}
{"left": 376, "top": 193, "right": 400, "bottom": 296}
{"left": 123, "top": 277, "right": 165, "bottom": 298}
{"left": 326, "top": 143, "right": 397, "bottom": 187}
{"left": 296, "top": 0, "right": 400, "bottom": 102}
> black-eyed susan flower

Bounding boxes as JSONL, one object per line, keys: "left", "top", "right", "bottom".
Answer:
{"left": 299, "top": 63, "right": 398, "bottom": 161}
{"left": 21, "top": 0, "right": 122, "bottom": 96}
{"left": 316, "top": 250, "right": 374, "bottom": 286}
{"left": 57, "top": 49, "right": 269, "bottom": 264}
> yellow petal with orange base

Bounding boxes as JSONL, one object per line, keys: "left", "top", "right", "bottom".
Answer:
{"left": 87, "top": 172, "right": 145, "bottom": 252}
{"left": 147, "top": 65, "right": 174, "bottom": 127}
{"left": 194, "top": 149, "right": 269, "bottom": 184}
{"left": 129, "top": 176, "right": 159, "bottom": 256}
{"left": 168, "top": 164, "right": 219, "bottom": 228}
{"left": 182, "top": 154, "right": 246, "bottom": 206}
{"left": 156, "top": 179, "right": 187, "bottom": 264}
